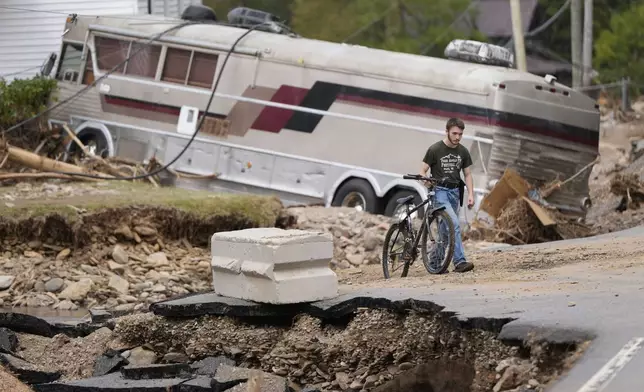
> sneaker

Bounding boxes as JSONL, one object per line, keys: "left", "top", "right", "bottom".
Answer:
{"left": 454, "top": 261, "right": 474, "bottom": 273}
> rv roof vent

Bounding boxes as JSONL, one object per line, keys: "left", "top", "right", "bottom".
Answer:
{"left": 444, "top": 39, "right": 514, "bottom": 68}
{"left": 227, "top": 7, "right": 281, "bottom": 26}
{"left": 181, "top": 5, "right": 218, "bottom": 22}
{"left": 227, "top": 7, "right": 290, "bottom": 34}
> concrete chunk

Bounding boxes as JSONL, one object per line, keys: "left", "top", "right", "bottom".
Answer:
{"left": 210, "top": 228, "right": 338, "bottom": 304}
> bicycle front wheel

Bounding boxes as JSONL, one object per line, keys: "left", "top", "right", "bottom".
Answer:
{"left": 382, "top": 222, "right": 411, "bottom": 278}
{"left": 421, "top": 209, "right": 455, "bottom": 274}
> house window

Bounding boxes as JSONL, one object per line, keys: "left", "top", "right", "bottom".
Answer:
{"left": 56, "top": 42, "right": 84, "bottom": 82}
{"left": 162, "top": 47, "right": 218, "bottom": 89}
{"left": 94, "top": 36, "right": 161, "bottom": 78}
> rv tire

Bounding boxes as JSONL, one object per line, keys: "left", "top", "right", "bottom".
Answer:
{"left": 384, "top": 189, "right": 424, "bottom": 220}
{"left": 71, "top": 128, "right": 110, "bottom": 159}
{"left": 331, "top": 178, "right": 378, "bottom": 213}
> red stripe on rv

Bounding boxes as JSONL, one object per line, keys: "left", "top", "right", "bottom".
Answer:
{"left": 250, "top": 85, "right": 310, "bottom": 133}
{"left": 104, "top": 96, "right": 182, "bottom": 117}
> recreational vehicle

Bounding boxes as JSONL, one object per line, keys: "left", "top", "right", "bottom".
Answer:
{"left": 46, "top": 6, "right": 600, "bottom": 221}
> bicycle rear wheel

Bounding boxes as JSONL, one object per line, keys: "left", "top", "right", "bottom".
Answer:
{"left": 421, "top": 209, "right": 455, "bottom": 274}
{"left": 382, "top": 222, "right": 411, "bottom": 278}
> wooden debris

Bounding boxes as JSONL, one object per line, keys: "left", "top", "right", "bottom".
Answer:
{"left": 0, "top": 120, "right": 220, "bottom": 187}
{"left": 467, "top": 168, "right": 592, "bottom": 245}
{"left": 610, "top": 173, "right": 644, "bottom": 211}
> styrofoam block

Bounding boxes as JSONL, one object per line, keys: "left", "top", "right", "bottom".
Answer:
{"left": 210, "top": 228, "right": 338, "bottom": 304}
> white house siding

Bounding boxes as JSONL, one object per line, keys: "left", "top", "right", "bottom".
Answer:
{"left": 0, "top": 0, "right": 201, "bottom": 81}
{"left": 136, "top": 0, "right": 202, "bottom": 17}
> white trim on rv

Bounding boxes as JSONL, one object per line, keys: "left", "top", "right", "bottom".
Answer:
{"left": 95, "top": 73, "right": 495, "bottom": 145}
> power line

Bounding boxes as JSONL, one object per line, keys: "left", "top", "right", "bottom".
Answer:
{"left": 419, "top": 0, "right": 480, "bottom": 55}
{"left": 503, "top": 0, "right": 572, "bottom": 49}
{"left": 2, "top": 20, "right": 269, "bottom": 182}
{"left": 0, "top": 65, "right": 44, "bottom": 79}
{"left": 0, "top": 5, "right": 179, "bottom": 23}
{"left": 2, "top": 22, "right": 196, "bottom": 136}
{"left": 342, "top": 2, "right": 399, "bottom": 44}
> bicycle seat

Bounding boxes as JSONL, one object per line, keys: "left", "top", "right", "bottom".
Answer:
{"left": 397, "top": 195, "right": 415, "bottom": 205}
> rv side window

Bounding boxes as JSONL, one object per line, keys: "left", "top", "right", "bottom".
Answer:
{"left": 187, "top": 52, "right": 218, "bottom": 88}
{"left": 125, "top": 42, "right": 162, "bottom": 78}
{"left": 95, "top": 36, "right": 128, "bottom": 73}
{"left": 162, "top": 48, "right": 191, "bottom": 84}
{"left": 56, "top": 42, "right": 83, "bottom": 82}
{"left": 162, "top": 47, "right": 218, "bottom": 89}
{"left": 94, "top": 36, "right": 161, "bottom": 79}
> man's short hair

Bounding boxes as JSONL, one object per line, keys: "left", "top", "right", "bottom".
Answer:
{"left": 446, "top": 118, "right": 465, "bottom": 131}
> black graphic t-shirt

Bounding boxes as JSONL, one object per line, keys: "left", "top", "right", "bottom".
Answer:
{"left": 422, "top": 141, "right": 473, "bottom": 183}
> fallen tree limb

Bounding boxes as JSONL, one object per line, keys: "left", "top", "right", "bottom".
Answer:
{"left": 0, "top": 142, "right": 113, "bottom": 179}
{"left": 0, "top": 172, "right": 101, "bottom": 181}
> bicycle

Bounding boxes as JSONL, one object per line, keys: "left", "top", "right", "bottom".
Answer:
{"left": 381, "top": 174, "right": 456, "bottom": 278}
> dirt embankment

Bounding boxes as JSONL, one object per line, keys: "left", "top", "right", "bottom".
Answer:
{"left": 0, "top": 182, "right": 286, "bottom": 310}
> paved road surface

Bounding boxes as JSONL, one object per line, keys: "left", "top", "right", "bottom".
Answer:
{"left": 344, "top": 225, "right": 644, "bottom": 392}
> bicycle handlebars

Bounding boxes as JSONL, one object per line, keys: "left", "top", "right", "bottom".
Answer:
{"left": 403, "top": 174, "right": 436, "bottom": 183}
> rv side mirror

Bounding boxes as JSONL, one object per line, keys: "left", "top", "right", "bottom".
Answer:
{"left": 41, "top": 52, "right": 57, "bottom": 77}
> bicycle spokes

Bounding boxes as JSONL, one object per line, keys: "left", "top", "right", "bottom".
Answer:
{"left": 426, "top": 215, "right": 450, "bottom": 267}
{"left": 387, "top": 228, "right": 408, "bottom": 274}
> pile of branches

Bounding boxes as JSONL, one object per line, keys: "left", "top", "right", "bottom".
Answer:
{"left": 0, "top": 123, "right": 216, "bottom": 187}
{"left": 465, "top": 178, "right": 593, "bottom": 245}
{"left": 610, "top": 173, "right": 644, "bottom": 211}
{"left": 488, "top": 197, "right": 591, "bottom": 245}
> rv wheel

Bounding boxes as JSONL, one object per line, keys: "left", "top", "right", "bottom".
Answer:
{"left": 384, "top": 190, "right": 424, "bottom": 220}
{"left": 331, "top": 178, "right": 378, "bottom": 213}
{"left": 70, "top": 128, "right": 110, "bottom": 159}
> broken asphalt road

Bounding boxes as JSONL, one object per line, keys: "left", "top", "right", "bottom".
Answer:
{"left": 425, "top": 225, "right": 644, "bottom": 392}
{"left": 155, "top": 225, "right": 644, "bottom": 392}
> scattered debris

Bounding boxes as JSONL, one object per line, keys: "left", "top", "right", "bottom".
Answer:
{"left": 468, "top": 169, "right": 593, "bottom": 245}
{"left": 610, "top": 173, "right": 644, "bottom": 211}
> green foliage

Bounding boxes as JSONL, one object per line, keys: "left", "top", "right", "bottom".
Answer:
{"left": 0, "top": 76, "right": 58, "bottom": 130}
{"left": 594, "top": 2, "right": 644, "bottom": 84}
{"left": 534, "top": 0, "right": 635, "bottom": 77}
{"left": 290, "top": 0, "right": 485, "bottom": 57}
{"left": 202, "top": 0, "right": 293, "bottom": 23}
{"left": 204, "top": 0, "right": 486, "bottom": 57}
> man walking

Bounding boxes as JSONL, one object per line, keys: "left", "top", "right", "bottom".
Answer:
{"left": 419, "top": 118, "right": 475, "bottom": 273}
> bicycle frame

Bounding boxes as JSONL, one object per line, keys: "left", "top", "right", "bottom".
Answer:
{"left": 399, "top": 185, "right": 441, "bottom": 259}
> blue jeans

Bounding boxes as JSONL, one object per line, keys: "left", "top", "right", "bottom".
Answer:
{"left": 434, "top": 187, "right": 467, "bottom": 266}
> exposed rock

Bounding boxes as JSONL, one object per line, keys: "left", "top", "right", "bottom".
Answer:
{"left": 44, "top": 278, "right": 64, "bottom": 293}
{"left": 128, "top": 346, "right": 157, "bottom": 366}
{"left": 191, "top": 356, "right": 235, "bottom": 376}
{"left": 111, "top": 245, "right": 129, "bottom": 265}
{"left": 0, "top": 275, "right": 15, "bottom": 290}
{"left": 55, "top": 300, "right": 78, "bottom": 311}
{"left": 56, "top": 248, "right": 71, "bottom": 260}
{"left": 162, "top": 352, "right": 189, "bottom": 363}
{"left": 134, "top": 225, "right": 157, "bottom": 237}
{"left": 113, "top": 225, "right": 135, "bottom": 241}
{"left": 108, "top": 275, "right": 130, "bottom": 295}
{"left": 58, "top": 278, "right": 93, "bottom": 302}
{"left": 146, "top": 252, "right": 169, "bottom": 266}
